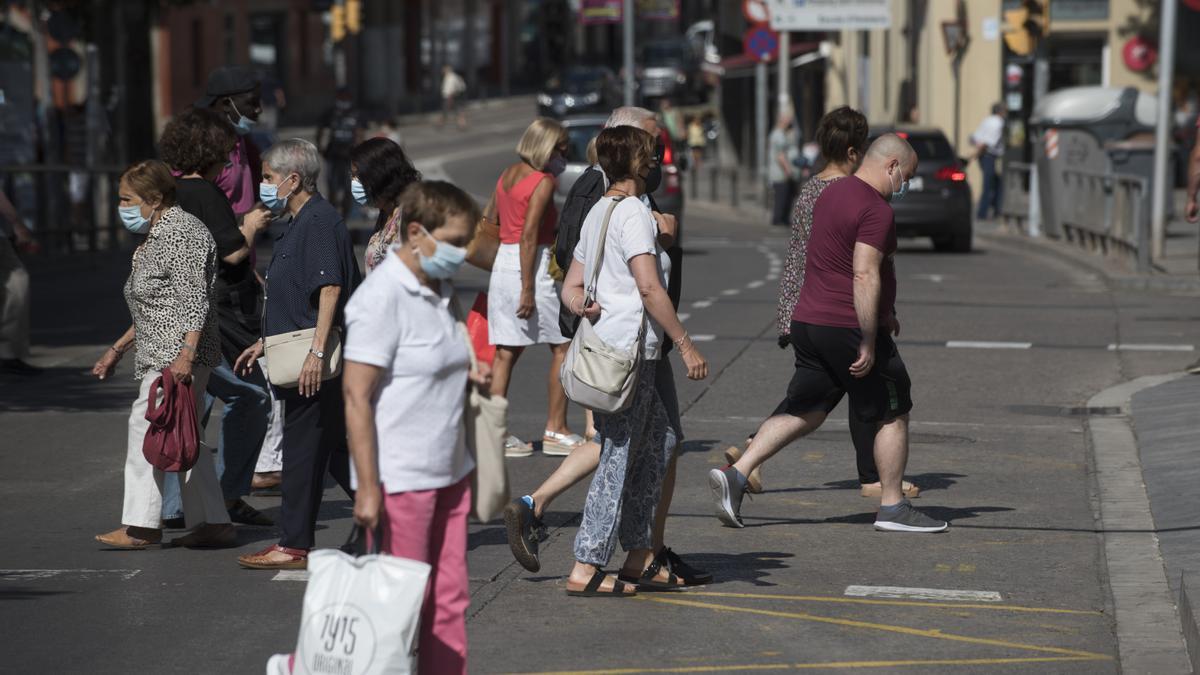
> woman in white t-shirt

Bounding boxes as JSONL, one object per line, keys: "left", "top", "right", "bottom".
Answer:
{"left": 558, "top": 126, "right": 708, "bottom": 597}
{"left": 343, "top": 181, "right": 485, "bottom": 674}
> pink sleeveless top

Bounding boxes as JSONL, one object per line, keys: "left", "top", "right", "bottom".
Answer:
{"left": 496, "top": 171, "right": 557, "bottom": 246}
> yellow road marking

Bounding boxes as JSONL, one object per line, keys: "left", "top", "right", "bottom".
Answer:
{"left": 646, "top": 596, "right": 1111, "bottom": 660}
{"left": 680, "top": 591, "right": 1101, "bottom": 615}
{"left": 508, "top": 656, "right": 1107, "bottom": 674}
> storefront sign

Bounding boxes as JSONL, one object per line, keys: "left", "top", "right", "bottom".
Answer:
{"left": 637, "top": 0, "right": 679, "bottom": 20}
{"left": 580, "top": 0, "right": 622, "bottom": 24}
{"left": 767, "top": 0, "right": 891, "bottom": 31}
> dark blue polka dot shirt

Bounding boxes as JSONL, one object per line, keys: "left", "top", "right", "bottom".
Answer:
{"left": 262, "top": 193, "right": 362, "bottom": 337}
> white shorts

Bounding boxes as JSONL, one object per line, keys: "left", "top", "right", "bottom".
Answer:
{"left": 487, "top": 244, "right": 568, "bottom": 347}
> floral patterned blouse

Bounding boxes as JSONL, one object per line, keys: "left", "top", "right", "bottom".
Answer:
{"left": 123, "top": 205, "right": 221, "bottom": 379}
{"left": 776, "top": 175, "right": 844, "bottom": 338}
{"left": 364, "top": 208, "right": 402, "bottom": 274}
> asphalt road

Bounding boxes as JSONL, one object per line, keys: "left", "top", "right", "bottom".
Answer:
{"left": 2, "top": 100, "right": 1198, "bottom": 674}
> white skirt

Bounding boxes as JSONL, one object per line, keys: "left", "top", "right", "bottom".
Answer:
{"left": 488, "top": 244, "right": 569, "bottom": 347}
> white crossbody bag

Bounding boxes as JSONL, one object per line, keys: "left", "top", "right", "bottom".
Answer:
{"left": 559, "top": 197, "right": 646, "bottom": 414}
{"left": 262, "top": 328, "right": 343, "bottom": 388}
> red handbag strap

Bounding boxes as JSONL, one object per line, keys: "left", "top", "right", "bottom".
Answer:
{"left": 144, "top": 371, "right": 172, "bottom": 428}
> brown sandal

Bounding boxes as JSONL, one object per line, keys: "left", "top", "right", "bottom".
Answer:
{"left": 237, "top": 544, "right": 308, "bottom": 570}
{"left": 95, "top": 526, "right": 162, "bottom": 550}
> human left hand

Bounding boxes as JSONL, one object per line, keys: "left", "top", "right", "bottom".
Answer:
{"left": 469, "top": 361, "right": 493, "bottom": 389}
{"left": 298, "top": 352, "right": 323, "bottom": 398}
{"left": 169, "top": 351, "right": 194, "bottom": 384}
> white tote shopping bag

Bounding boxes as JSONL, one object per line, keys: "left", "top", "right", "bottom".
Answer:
{"left": 290, "top": 545, "right": 431, "bottom": 675}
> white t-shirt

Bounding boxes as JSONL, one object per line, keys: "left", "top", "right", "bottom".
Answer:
{"left": 343, "top": 251, "right": 474, "bottom": 494}
{"left": 573, "top": 196, "right": 671, "bottom": 360}
{"left": 972, "top": 114, "right": 1005, "bottom": 156}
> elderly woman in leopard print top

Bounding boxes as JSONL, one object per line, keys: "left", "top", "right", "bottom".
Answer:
{"left": 91, "top": 160, "right": 234, "bottom": 551}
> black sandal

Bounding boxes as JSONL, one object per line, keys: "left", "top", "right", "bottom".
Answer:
{"left": 619, "top": 558, "right": 686, "bottom": 592}
{"left": 566, "top": 569, "right": 636, "bottom": 597}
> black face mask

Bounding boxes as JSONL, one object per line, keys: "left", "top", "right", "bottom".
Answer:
{"left": 643, "top": 140, "right": 665, "bottom": 193}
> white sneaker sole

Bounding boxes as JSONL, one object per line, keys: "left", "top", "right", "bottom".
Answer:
{"left": 708, "top": 469, "right": 744, "bottom": 528}
{"left": 505, "top": 447, "right": 533, "bottom": 458}
{"left": 873, "top": 520, "right": 949, "bottom": 533}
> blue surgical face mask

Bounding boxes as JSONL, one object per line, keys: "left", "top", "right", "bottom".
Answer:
{"left": 350, "top": 178, "right": 369, "bottom": 206}
{"left": 228, "top": 99, "right": 255, "bottom": 135}
{"left": 888, "top": 165, "right": 909, "bottom": 202}
{"left": 119, "top": 205, "right": 151, "bottom": 234}
{"left": 260, "top": 175, "right": 296, "bottom": 212}
{"left": 418, "top": 226, "right": 467, "bottom": 280}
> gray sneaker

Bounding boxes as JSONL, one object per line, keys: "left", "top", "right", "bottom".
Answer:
{"left": 708, "top": 466, "right": 746, "bottom": 528}
{"left": 874, "top": 499, "right": 949, "bottom": 533}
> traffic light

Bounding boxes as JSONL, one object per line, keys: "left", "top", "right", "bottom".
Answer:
{"left": 346, "top": 0, "right": 361, "bottom": 34}
{"left": 330, "top": 2, "right": 345, "bottom": 42}
{"left": 1003, "top": 0, "right": 1048, "bottom": 56}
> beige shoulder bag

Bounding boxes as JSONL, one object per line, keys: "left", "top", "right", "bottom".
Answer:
{"left": 262, "top": 328, "right": 343, "bottom": 388}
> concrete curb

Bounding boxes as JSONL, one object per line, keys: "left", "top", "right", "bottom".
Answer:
{"left": 1182, "top": 574, "right": 1200, "bottom": 672}
{"left": 1087, "top": 373, "right": 1193, "bottom": 674}
{"left": 979, "top": 230, "right": 1200, "bottom": 294}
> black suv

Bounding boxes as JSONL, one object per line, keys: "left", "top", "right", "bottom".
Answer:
{"left": 870, "top": 127, "right": 973, "bottom": 252}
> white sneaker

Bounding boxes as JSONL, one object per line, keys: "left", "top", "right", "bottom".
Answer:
{"left": 504, "top": 434, "right": 533, "bottom": 458}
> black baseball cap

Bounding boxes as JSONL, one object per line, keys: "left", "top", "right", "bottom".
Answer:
{"left": 194, "top": 65, "right": 259, "bottom": 108}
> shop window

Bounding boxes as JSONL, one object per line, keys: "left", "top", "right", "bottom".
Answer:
{"left": 1048, "top": 36, "right": 1104, "bottom": 91}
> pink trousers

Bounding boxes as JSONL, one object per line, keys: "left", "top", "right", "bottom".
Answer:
{"left": 382, "top": 476, "right": 471, "bottom": 675}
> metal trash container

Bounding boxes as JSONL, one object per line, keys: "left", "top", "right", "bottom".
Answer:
{"left": 1029, "top": 86, "right": 1156, "bottom": 240}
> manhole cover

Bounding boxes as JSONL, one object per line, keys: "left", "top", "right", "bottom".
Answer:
{"left": 1007, "top": 404, "right": 1122, "bottom": 417}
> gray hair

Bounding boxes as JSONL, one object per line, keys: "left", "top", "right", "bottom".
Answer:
{"left": 262, "top": 138, "right": 321, "bottom": 193}
{"left": 605, "top": 106, "right": 656, "bottom": 129}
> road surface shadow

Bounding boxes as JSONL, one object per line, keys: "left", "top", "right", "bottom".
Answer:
{"left": 819, "top": 472, "right": 967, "bottom": 494}
{"left": 0, "top": 368, "right": 139, "bottom": 412}
{"left": 518, "top": 551, "right": 794, "bottom": 588}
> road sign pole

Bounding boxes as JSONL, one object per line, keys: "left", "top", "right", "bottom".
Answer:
{"left": 756, "top": 60, "right": 768, "bottom": 185}
{"left": 623, "top": 0, "right": 636, "bottom": 106}
{"left": 1150, "top": 0, "right": 1177, "bottom": 262}
{"left": 777, "top": 29, "right": 790, "bottom": 116}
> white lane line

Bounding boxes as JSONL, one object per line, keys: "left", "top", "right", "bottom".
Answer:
{"left": 844, "top": 585, "right": 1002, "bottom": 602}
{"left": 766, "top": 274, "right": 779, "bottom": 281}
{"left": 677, "top": 313, "right": 691, "bottom": 322}
{"left": 1107, "top": 343, "right": 1195, "bottom": 352}
{"left": 721, "top": 289, "right": 741, "bottom": 296}
{"left": 272, "top": 570, "right": 310, "bottom": 582}
{"left": 746, "top": 280, "right": 765, "bottom": 289}
{"left": 945, "top": 341, "right": 1033, "bottom": 350}
{"left": 1, "top": 569, "right": 141, "bottom": 581}
{"left": 913, "top": 274, "right": 946, "bottom": 283}
{"left": 690, "top": 334, "right": 716, "bottom": 342}
{"left": 691, "top": 300, "right": 713, "bottom": 309}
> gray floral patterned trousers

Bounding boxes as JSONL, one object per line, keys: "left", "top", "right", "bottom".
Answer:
{"left": 574, "top": 358, "right": 678, "bottom": 566}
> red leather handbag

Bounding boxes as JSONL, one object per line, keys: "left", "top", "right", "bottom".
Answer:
{"left": 142, "top": 370, "right": 200, "bottom": 472}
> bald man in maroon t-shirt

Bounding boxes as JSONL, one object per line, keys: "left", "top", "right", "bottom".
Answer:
{"left": 709, "top": 134, "right": 948, "bottom": 534}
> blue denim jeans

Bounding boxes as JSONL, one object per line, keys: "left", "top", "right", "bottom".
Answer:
{"left": 162, "top": 357, "right": 271, "bottom": 519}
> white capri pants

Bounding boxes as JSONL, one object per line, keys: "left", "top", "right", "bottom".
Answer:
{"left": 122, "top": 367, "right": 231, "bottom": 529}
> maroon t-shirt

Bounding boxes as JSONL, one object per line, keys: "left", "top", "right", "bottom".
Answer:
{"left": 792, "top": 175, "right": 896, "bottom": 329}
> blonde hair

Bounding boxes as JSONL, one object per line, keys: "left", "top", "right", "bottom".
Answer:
{"left": 516, "top": 117, "right": 567, "bottom": 171}
{"left": 586, "top": 137, "right": 598, "bottom": 166}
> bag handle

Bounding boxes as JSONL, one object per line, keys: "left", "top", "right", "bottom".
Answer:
{"left": 585, "top": 196, "right": 625, "bottom": 302}
{"left": 145, "top": 370, "right": 172, "bottom": 428}
{"left": 345, "top": 523, "right": 384, "bottom": 556}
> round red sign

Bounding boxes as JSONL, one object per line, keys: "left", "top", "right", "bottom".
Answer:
{"left": 1122, "top": 36, "right": 1157, "bottom": 73}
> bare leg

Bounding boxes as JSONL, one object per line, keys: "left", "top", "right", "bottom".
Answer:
{"left": 528, "top": 440, "right": 601, "bottom": 518}
{"left": 545, "top": 342, "right": 571, "bottom": 435}
{"left": 731, "top": 411, "right": 827, "bottom": 477}
{"left": 585, "top": 409, "right": 597, "bottom": 439}
{"left": 490, "top": 345, "right": 524, "bottom": 398}
{"left": 567, "top": 561, "right": 633, "bottom": 594}
{"left": 873, "top": 415, "right": 909, "bottom": 506}
{"left": 651, "top": 452, "right": 677, "bottom": 551}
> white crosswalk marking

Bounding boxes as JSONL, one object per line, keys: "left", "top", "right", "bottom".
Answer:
{"left": 1107, "top": 343, "right": 1195, "bottom": 352}
{"left": 844, "top": 585, "right": 1002, "bottom": 602}
{"left": 1, "top": 569, "right": 141, "bottom": 581}
{"left": 271, "top": 570, "right": 310, "bottom": 582}
{"left": 945, "top": 341, "right": 1033, "bottom": 350}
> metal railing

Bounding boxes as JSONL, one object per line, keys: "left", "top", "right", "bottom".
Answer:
{"left": 1, "top": 164, "right": 129, "bottom": 255}
{"left": 1059, "top": 168, "right": 1150, "bottom": 272}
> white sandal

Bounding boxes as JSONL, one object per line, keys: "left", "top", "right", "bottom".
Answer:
{"left": 542, "top": 431, "right": 586, "bottom": 457}
{"left": 505, "top": 434, "right": 533, "bottom": 458}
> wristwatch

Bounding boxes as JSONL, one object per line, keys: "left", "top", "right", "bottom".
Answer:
{"left": 309, "top": 348, "right": 325, "bottom": 359}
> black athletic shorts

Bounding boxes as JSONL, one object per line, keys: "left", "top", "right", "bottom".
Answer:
{"left": 779, "top": 320, "right": 913, "bottom": 424}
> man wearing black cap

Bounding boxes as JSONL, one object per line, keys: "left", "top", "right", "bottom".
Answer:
{"left": 196, "top": 65, "right": 265, "bottom": 218}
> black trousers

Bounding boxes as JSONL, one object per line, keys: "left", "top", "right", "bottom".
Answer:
{"left": 277, "top": 379, "right": 353, "bottom": 550}
{"left": 771, "top": 180, "right": 795, "bottom": 226}
{"left": 769, "top": 397, "right": 881, "bottom": 484}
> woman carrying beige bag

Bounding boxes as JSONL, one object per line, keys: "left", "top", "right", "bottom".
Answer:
{"left": 343, "top": 181, "right": 489, "bottom": 675}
